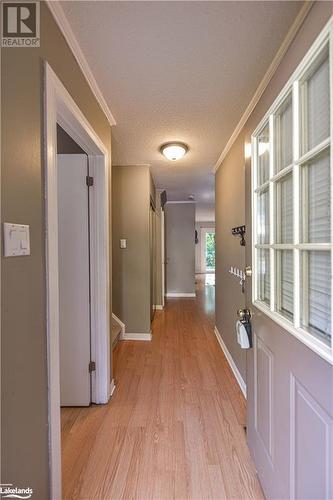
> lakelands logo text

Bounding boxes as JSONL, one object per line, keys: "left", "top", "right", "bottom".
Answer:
{"left": 0, "top": 484, "right": 33, "bottom": 499}
{"left": 1, "top": 1, "right": 40, "bottom": 47}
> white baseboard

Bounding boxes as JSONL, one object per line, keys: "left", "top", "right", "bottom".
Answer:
{"left": 112, "top": 312, "right": 125, "bottom": 334}
{"left": 165, "top": 292, "right": 196, "bottom": 298}
{"left": 121, "top": 332, "right": 152, "bottom": 341}
{"left": 214, "top": 326, "right": 247, "bottom": 398}
{"left": 110, "top": 378, "right": 116, "bottom": 397}
{"left": 154, "top": 305, "right": 164, "bottom": 310}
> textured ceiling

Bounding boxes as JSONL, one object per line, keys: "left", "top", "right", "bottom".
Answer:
{"left": 60, "top": 1, "right": 302, "bottom": 221}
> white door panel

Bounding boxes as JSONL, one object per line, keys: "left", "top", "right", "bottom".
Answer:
{"left": 58, "top": 154, "right": 91, "bottom": 406}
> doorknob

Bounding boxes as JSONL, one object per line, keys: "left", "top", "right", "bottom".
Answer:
{"left": 244, "top": 266, "right": 252, "bottom": 277}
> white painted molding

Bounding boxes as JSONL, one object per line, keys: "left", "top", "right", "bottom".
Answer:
{"left": 121, "top": 332, "right": 152, "bottom": 341}
{"left": 112, "top": 312, "right": 125, "bottom": 335}
{"left": 213, "top": 1, "right": 313, "bottom": 173}
{"left": 110, "top": 379, "right": 116, "bottom": 397}
{"left": 214, "top": 326, "right": 247, "bottom": 398}
{"left": 45, "top": 62, "right": 111, "bottom": 499}
{"left": 154, "top": 305, "right": 164, "bottom": 310}
{"left": 46, "top": 0, "right": 116, "bottom": 127}
{"left": 166, "top": 292, "right": 196, "bottom": 298}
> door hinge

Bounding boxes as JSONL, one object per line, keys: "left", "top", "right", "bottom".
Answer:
{"left": 89, "top": 361, "right": 96, "bottom": 373}
{"left": 86, "top": 176, "right": 94, "bottom": 187}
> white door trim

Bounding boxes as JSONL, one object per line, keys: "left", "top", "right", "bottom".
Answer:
{"left": 44, "top": 62, "right": 111, "bottom": 500}
{"left": 161, "top": 210, "right": 165, "bottom": 307}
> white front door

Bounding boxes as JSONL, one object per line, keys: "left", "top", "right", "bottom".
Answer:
{"left": 58, "top": 154, "right": 91, "bottom": 406}
{"left": 246, "top": 31, "right": 333, "bottom": 499}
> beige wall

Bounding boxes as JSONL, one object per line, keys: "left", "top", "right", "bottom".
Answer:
{"left": 215, "top": 1, "right": 333, "bottom": 384}
{"left": 165, "top": 202, "right": 195, "bottom": 294}
{"left": 1, "top": 3, "right": 112, "bottom": 497}
{"left": 215, "top": 134, "right": 247, "bottom": 380}
{"left": 112, "top": 165, "right": 151, "bottom": 334}
{"left": 195, "top": 221, "right": 215, "bottom": 273}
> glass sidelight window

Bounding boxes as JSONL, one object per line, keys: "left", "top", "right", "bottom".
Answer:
{"left": 252, "top": 27, "right": 333, "bottom": 363}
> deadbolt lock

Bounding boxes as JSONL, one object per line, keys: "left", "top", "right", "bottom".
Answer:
{"left": 244, "top": 266, "right": 252, "bottom": 277}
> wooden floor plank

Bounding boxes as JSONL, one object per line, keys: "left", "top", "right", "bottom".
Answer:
{"left": 61, "top": 275, "right": 264, "bottom": 499}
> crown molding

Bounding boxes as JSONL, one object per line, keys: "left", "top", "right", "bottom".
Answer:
{"left": 46, "top": 0, "right": 116, "bottom": 127}
{"left": 213, "top": 1, "right": 313, "bottom": 174}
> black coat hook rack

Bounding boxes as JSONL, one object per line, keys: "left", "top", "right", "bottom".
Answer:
{"left": 232, "top": 225, "right": 246, "bottom": 246}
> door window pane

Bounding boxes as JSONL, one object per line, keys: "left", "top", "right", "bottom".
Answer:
{"left": 300, "top": 150, "right": 330, "bottom": 243}
{"left": 301, "top": 48, "right": 330, "bottom": 154}
{"left": 258, "top": 249, "right": 270, "bottom": 305}
{"left": 274, "top": 95, "right": 293, "bottom": 172}
{"left": 253, "top": 35, "right": 333, "bottom": 357}
{"left": 276, "top": 173, "right": 293, "bottom": 243}
{"left": 258, "top": 124, "right": 270, "bottom": 185}
{"left": 257, "top": 189, "right": 269, "bottom": 244}
{"left": 275, "top": 250, "right": 293, "bottom": 320}
{"left": 301, "top": 251, "right": 331, "bottom": 345}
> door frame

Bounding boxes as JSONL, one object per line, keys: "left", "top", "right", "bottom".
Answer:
{"left": 161, "top": 209, "right": 165, "bottom": 306}
{"left": 200, "top": 227, "right": 216, "bottom": 272}
{"left": 44, "top": 63, "right": 111, "bottom": 499}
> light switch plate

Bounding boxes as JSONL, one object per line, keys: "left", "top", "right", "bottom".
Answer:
{"left": 120, "top": 238, "right": 127, "bottom": 249}
{"left": 4, "top": 223, "right": 30, "bottom": 257}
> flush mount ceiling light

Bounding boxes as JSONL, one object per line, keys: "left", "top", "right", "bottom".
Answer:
{"left": 160, "top": 142, "right": 188, "bottom": 161}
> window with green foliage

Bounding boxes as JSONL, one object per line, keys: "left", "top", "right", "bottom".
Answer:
{"left": 205, "top": 232, "right": 215, "bottom": 270}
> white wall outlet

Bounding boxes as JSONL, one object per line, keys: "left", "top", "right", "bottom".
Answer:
{"left": 4, "top": 223, "right": 30, "bottom": 257}
{"left": 120, "top": 239, "right": 127, "bottom": 249}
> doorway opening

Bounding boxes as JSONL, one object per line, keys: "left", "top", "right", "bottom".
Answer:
{"left": 150, "top": 199, "right": 156, "bottom": 322}
{"left": 45, "top": 63, "right": 112, "bottom": 499}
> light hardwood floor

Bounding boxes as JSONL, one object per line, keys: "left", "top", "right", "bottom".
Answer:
{"left": 61, "top": 275, "right": 264, "bottom": 499}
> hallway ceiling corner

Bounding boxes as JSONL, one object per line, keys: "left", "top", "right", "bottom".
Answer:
{"left": 58, "top": 0, "right": 304, "bottom": 221}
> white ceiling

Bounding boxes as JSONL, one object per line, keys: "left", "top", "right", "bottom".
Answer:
{"left": 60, "top": 1, "right": 302, "bottom": 221}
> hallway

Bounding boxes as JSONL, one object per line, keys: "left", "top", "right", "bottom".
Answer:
{"left": 61, "top": 276, "right": 263, "bottom": 499}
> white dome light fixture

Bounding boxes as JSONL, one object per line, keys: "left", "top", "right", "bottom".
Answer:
{"left": 160, "top": 142, "right": 188, "bottom": 161}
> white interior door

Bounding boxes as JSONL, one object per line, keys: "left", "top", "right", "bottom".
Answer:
{"left": 58, "top": 154, "right": 91, "bottom": 406}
